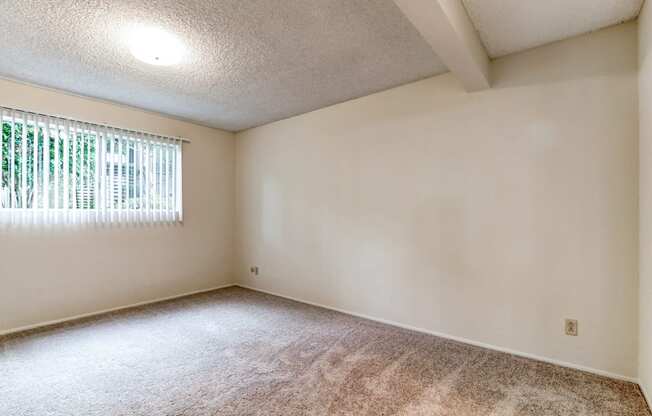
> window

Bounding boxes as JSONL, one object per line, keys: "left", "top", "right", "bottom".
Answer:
{"left": 0, "top": 107, "right": 184, "bottom": 226}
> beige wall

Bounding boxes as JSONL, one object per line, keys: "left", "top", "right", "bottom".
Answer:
{"left": 0, "top": 16, "right": 641, "bottom": 386}
{"left": 640, "top": 1, "right": 652, "bottom": 402}
{"left": 235, "top": 23, "right": 639, "bottom": 379}
{"left": 0, "top": 79, "right": 236, "bottom": 333}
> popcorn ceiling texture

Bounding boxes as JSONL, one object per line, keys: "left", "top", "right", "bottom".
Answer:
{"left": 462, "top": 0, "right": 643, "bottom": 58}
{"left": 0, "top": 0, "right": 447, "bottom": 132}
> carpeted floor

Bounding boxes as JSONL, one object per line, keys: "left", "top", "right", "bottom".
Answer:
{"left": 1, "top": 287, "right": 650, "bottom": 416}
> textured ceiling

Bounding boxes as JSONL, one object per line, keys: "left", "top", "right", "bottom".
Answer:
{"left": 462, "top": 0, "right": 644, "bottom": 58}
{"left": 0, "top": 0, "right": 447, "bottom": 132}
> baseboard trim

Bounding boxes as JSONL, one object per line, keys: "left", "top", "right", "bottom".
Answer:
{"left": 1, "top": 282, "right": 641, "bottom": 388}
{"left": 641, "top": 382, "right": 651, "bottom": 411}
{"left": 236, "top": 284, "right": 639, "bottom": 384}
{"left": 0, "top": 283, "right": 237, "bottom": 336}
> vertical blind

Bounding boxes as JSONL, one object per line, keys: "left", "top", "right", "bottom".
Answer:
{"left": 0, "top": 106, "right": 184, "bottom": 226}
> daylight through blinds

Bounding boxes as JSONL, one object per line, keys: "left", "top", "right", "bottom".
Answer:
{"left": 0, "top": 107, "right": 183, "bottom": 226}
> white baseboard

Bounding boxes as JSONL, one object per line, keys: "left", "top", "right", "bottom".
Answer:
{"left": 1, "top": 282, "right": 643, "bottom": 391}
{"left": 641, "top": 382, "right": 651, "bottom": 411}
{"left": 0, "top": 283, "right": 237, "bottom": 336}
{"left": 236, "top": 284, "right": 639, "bottom": 385}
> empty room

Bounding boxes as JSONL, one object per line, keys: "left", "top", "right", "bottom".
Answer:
{"left": 1, "top": 0, "right": 652, "bottom": 415}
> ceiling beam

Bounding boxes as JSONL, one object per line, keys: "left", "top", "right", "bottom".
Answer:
{"left": 394, "top": 0, "right": 490, "bottom": 91}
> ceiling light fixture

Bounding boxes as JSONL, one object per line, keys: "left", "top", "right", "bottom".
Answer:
{"left": 129, "top": 26, "right": 185, "bottom": 66}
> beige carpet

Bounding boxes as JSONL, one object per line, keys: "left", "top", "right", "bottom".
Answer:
{"left": 0, "top": 287, "right": 649, "bottom": 416}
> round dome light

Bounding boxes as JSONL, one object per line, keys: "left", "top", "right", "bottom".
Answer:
{"left": 129, "top": 26, "right": 185, "bottom": 66}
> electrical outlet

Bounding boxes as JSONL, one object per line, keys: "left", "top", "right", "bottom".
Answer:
{"left": 249, "top": 266, "right": 259, "bottom": 276}
{"left": 565, "top": 319, "right": 578, "bottom": 336}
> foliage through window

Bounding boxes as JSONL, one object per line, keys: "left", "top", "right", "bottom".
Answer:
{"left": 0, "top": 107, "right": 183, "bottom": 226}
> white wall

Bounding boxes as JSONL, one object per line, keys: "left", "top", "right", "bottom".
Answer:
{"left": 639, "top": 0, "right": 652, "bottom": 403}
{"left": 235, "top": 22, "right": 639, "bottom": 379}
{"left": 0, "top": 79, "right": 235, "bottom": 333}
